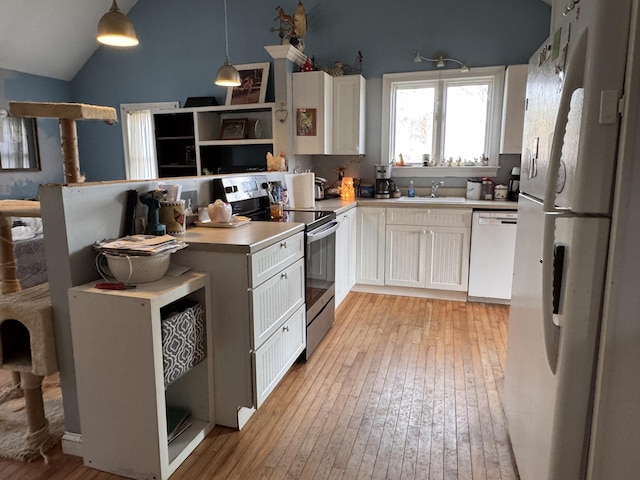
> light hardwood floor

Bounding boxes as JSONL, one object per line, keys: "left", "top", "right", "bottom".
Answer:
{"left": 0, "top": 292, "right": 519, "bottom": 479}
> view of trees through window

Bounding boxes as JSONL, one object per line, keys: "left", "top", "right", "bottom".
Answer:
{"left": 394, "top": 86, "right": 435, "bottom": 164}
{"left": 392, "top": 80, "right": 491, "bottom": 165}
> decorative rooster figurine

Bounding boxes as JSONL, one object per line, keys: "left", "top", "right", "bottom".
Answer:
{"left": 273, "top": 2, "right": 307, "bottom": 50}
{"left": 293, "top": 1, "right": 307, "bottom": 38}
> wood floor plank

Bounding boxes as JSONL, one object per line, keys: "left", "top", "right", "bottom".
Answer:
{"left": 0, "top": 293, "right": 519, "bottom": 480}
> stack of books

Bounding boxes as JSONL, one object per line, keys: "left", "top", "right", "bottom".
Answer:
{"left": 166, "top": 406, "right": 192, "bottom": 444}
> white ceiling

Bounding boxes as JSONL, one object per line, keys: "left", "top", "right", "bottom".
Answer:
{"left": 0, "top": 0, "right": 137, "bottom": 81}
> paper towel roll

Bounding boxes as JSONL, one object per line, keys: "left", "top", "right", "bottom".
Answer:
{"left": 285, "top": 172, "right": 316, "bottom": 209}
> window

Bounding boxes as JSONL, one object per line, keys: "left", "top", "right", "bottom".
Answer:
{"left": 120, "top": 102, "right": 178, "bottom": 180}
{"left": 0, "top": 115, "right": 40, "bottom": 171}
{"left": 382, "top": 66, "right": 505, "bottom": 176}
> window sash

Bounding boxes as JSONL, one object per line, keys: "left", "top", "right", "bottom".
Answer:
{"left": 382, "top": 66, "right": 505, "bottom": 172}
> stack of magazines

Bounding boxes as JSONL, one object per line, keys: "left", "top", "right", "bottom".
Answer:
{"left": 94, "top": 234, "right": 188, "bottom": 256}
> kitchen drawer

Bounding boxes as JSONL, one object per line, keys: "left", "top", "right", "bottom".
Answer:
{"left": 249, "top": 232, "right": 304, "bottom": 287}
{"left": 253, "top": 303, "right": 306, "bottom": 407}
{"left": 387, "top": 207, "right": 472, "bottom": 227}
{"left": 250, "top": 258, "right": 305, "bottom": 349}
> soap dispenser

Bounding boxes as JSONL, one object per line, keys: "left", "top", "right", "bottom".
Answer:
{"left": 407, "top": 180, "right": 415, "bottom": 198}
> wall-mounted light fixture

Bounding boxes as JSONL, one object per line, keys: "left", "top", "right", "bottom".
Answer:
{"left": 414, "top": 50, "right": 469, "bottom": 73}
{"left": 214, "top": 0, "right": 241, "bottom": 87}
{"left": 97, "top": 0, "right": 139, "bottom": 47}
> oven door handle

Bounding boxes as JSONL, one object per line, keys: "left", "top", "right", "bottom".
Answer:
{"left": 306, "top": 220, "right": 339, "bottom": 243}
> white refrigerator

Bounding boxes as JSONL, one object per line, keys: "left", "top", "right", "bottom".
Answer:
{"left": 503, "top": 0, "right": 640, "bottom": 479}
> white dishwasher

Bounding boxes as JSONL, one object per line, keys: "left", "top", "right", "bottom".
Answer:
{"left": 468, "top": 210, "right": 518, "bottom": 301}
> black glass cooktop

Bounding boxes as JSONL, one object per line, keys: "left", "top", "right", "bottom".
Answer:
{"left": 246, "top": 209, "right": 335, "bottom": 230}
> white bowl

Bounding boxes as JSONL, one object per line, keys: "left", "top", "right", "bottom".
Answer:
{"left": 103, "top": 252, "right": 170, "bottom": 284}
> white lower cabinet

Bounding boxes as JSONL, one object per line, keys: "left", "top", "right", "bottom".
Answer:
{"left": 425, "top": 225, "right": 471, "bottom": 291}
{"left": 173, "top": 230, "right": 305, "bottom": 429}
{"left": 355, "top": 207, "right": 386, "bottom": 285}
{"left": 335, "top": 208, "right": 357, "bottom": 307}
{"left": 385, "top": 224, "right": 429, "bottom": 288}
{"left": 385, "top": 208, "right": 471, "bottom": 292}
{"left": 254, "top": 304, "right": 305, "bottom": 405}
{"left": 68, "top": 272, "right": 213, "bottom": 480}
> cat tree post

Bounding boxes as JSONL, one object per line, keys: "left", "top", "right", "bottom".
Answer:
{"left": 8, "top": 101, "right": 117, "bottom": 184}
{"left": 0, "top": 201, "right": 57, "bottom": 459}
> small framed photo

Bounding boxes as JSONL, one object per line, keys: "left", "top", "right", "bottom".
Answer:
{"left": 225, "top": 62, "right": 270, "bottom": 106}
{"left": 296, "top": 108, "right": 317, "bottom": 136}
{"left": 220, "top": 118, "right": 248, "bottom": 140}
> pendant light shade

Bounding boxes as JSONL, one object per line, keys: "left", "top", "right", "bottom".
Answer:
{"left": 216, "top": 60, "right": 241, "bottom": 86}
{"left": 215, "top": 0, "right": 241, "bottom": 86}
{"left": 97, "top": 0, "right": 139, "bottom": 47}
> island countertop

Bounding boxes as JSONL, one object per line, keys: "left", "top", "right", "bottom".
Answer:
{"left": 181, "top": 221, "right": 304, "bottom": 254}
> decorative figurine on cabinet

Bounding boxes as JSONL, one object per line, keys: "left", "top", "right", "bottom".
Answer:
{"left": 272, "top": 1, "right": 307, "bottom": 51}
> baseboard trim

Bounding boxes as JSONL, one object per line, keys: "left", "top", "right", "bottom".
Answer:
{"left": 467, "top": 295, "right": 511, "bottom": 305}
{"left": 61, "top": 431, "right": 83, "bottom": 457}
{"left": 351, "top": 284, "right": 468, "bottom": 302}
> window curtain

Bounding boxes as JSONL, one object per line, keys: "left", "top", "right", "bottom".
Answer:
{"left": 126, "top": 109, "right": 157, "bottom": 180}
{"left": 0, "top": 117, "right": 30, "bottom": 169}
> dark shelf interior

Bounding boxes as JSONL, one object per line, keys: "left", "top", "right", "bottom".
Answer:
{"left": 200, "top": 144, "right": 272, "bottom": 175}
{"left": 154, "top": 112, "right": 196, "bottom": 175}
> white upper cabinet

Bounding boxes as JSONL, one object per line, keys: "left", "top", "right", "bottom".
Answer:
{"left": 293, "top": 71, "right": 333, "bottom": 154}
{"left": 500, "top": 64, "right": 528, "bottom": 154}
{"left": 333, "top": 75, "right": 366, "bottom": 155}
{"left": 293, "top": 72, "right": 366, "bottom": 155}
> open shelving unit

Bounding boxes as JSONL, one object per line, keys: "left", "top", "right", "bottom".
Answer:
{"left": 153, "top": 103, "right": 278, "bottom": 176}
{"left": 68, "top": 272, "right": 213, "bottom": 480}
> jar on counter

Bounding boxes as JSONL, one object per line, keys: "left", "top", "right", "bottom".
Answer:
{"left": 481, "top": 178, "right": 494, "bottom": 200}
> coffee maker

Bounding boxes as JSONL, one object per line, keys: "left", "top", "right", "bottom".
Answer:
{"left": 374, "top": 163, "right": 393, "bottom": 198}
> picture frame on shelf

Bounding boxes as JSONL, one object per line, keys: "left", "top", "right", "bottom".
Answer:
{"left": 225, "top": 62, "right": 270, "bottom": 106}
{"left": 220, "top": 118, "right": 248, "bottom": 140}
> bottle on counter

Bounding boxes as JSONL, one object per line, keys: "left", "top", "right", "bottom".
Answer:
{"left": 509, "top": 167, "right": 520, "bottom": 201}
{"left": 407, "top": 180, "right": 415, "bottom": 198}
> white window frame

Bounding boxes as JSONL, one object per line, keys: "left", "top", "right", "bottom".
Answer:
{"left": 120, "top": 101, "right": 179, "bottom": 179}
{"left": 382, "top": 66, "right": 505, "bottom": 178}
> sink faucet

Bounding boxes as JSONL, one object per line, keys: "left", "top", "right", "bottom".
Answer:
{"left": 431, "top": 181, "right": 445, "bottom": 198}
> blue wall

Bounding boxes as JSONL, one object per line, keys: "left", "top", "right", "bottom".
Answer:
{"left": 2, "top": 0, "right": 551, "bottom": 193}
{"left": 0, "top": 68, "right": 71, "bottom": 198}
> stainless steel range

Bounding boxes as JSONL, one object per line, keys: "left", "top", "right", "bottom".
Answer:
{"left": 212, "top": 175, "right": 338, "bottom": 360}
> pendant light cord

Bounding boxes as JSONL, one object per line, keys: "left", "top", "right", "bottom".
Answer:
{"left": 223, "top": 0, "right": 230, "bottom": 62}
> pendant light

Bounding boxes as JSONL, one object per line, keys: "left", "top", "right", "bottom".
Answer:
{"left": 97, "top": 0, "right": 139, "bottom": 47}
{"left": 215, "top": 0, "right": 241, "bottom": 86}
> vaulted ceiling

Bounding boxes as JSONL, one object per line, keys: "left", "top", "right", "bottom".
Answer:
{"left": 1, "top": 0, "right": 551, "bottom": 83}
{"left": 0, "top": 0, "right": 137, "bottom": 81}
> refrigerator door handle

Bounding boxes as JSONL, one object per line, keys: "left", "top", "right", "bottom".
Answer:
{"left": 552, "top": 244, "right": 566, "bottom": 315}
{"left": 542, "top": 213, "right": 561, "bottom": 373}
{"left": 544, "top": 29, "right": 588, "bottom": 213}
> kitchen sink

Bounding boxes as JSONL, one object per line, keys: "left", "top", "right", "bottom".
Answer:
{"left": 396, "top": 196, "right": 466, "bottom": 203}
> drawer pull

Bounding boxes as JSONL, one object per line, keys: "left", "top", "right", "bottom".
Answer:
{"left": 283, "top": 325, "right": 290, "bottom": 332}
{"left": 281, "top": 272, "right": 288, "bottom": 279}
{"left": 280, "top": 241, "right": 288, "bottom": 248}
